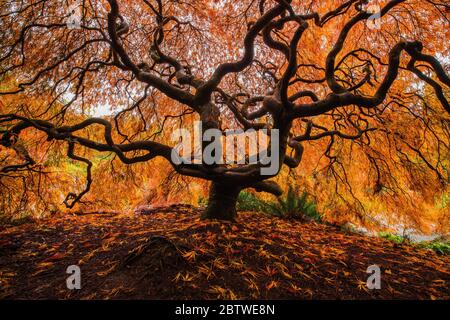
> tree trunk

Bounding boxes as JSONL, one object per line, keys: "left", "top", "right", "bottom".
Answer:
{"left": 201, "top": 182, "right": 241, "bottom": 221}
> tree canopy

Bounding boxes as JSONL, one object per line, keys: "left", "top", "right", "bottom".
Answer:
{"left": 0, "top": 0, "right": 449, "bottom": 224}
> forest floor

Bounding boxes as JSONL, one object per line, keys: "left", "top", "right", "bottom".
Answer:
{"left": 0, "top": 205, "right": 448, "bottom": 300}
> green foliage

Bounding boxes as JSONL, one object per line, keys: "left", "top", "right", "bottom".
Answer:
{"left": 263, "top": 187, "right": 322, "bottom": 222}
{"left": 236, "top": 191, "right": 268, "bottom": 212}
{"left": 197, "top": 196, "right": 208, "bottom": 207}
{"left": 378, "top": 232, "right": 406, "bottom": 244}
{"left": 378, "top": 232, "right": 449, "bottom": 255}
{"left": 435, "top": 192, "right": 450, "bottom": 209}
{"left": 199, "top": 188, "right": 322, "bottom": 222}
{"left": 417, "top": 241, "right": 450, "bottom": 255}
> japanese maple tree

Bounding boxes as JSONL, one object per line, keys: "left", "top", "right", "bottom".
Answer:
{"left": 1, "top": 0, "right": 449, "bottom": 220}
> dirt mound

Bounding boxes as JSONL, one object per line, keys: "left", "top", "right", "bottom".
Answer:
{"left": 0, "top": 209, "right": 448, "bottom": 299}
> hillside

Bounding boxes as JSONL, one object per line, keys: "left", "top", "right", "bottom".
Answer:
{"left": 0, "top": 206, "right": 448, "bottom": 300}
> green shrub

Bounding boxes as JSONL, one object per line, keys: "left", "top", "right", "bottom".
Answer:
{"left": 378, "top": 232, "right": 449, "bottom": 255}
{"left": 199, "top": 187, "right": 322, "bottom": 223}
{"left": 378, "top": 232, "right": 406, "bottom": 244}
{"left": 236, "top": 191, "right": 267, "bottom": 212}
{"left": 417, "top": 241, "right": 450, "bottom": 255}
{"left": 263, "top": 187, "right": 322, "bottom": 222}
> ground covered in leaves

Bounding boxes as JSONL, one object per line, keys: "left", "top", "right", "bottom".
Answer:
{"left": 0, "top": 205, "right": 448, "bottom": 300}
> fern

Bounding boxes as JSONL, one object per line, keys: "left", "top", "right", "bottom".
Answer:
{"left": 263, "top": 187, "right": 322, "bottom": 222}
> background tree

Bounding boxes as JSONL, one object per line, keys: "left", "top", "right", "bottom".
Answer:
{"left": 1, "top": 0, "right": 449, "bottom": 221}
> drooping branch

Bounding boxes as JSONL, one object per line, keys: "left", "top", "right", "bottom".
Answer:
{"left": 291, "top": 40, "right": 450, "bottom": 119}
{"left": 106, "top": 0, "right": 195, "bottom": 107}
{"left": 325, "top": 0, "right": 407, "bottom": 94}
{"left": 63, "top": 141, "right": 93, "bottom": 208}
{"left": 195, "top": 0, "right": 292, "bottom": 104}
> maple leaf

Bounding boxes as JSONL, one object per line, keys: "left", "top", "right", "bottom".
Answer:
{"left": 44, "top": 252, "right": 65, "bottom": 262}
{"left": 356, "top": 280, "right": 369, "bottom": 292}
{"left": 182, "top": 250, "right": 197, "bottom": 262}
{"left": 288, "top": 284, "right": 302, "bottom": 293}
{"left": 266, "top": 280, "right": 278, "bottom": 290}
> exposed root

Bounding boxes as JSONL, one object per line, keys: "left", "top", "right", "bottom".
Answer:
{"left": 121, "top": 236, "right": 188, "bottom": 273}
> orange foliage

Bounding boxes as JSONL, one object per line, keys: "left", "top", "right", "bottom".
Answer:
{"left": 0, "top": 0, "right": 449, "bottom": 233}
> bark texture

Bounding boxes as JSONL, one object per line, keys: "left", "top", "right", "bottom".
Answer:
{"left": 202, "top": 182, "right": 241, "bottom": 221}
